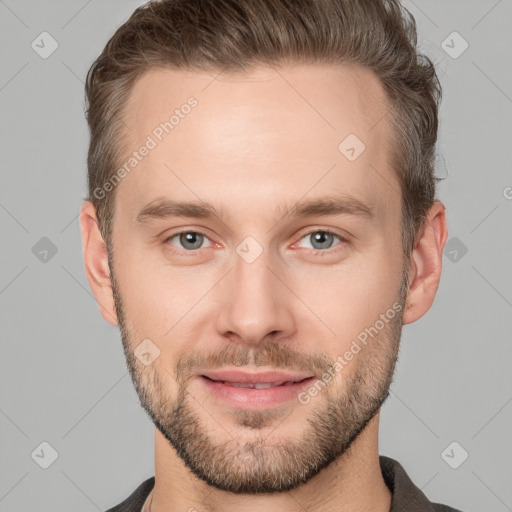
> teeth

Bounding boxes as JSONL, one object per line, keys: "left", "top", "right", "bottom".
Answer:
{"left": 223, "top": 382, "right": 290, "bottom": 389}
{"left": 254, "top": 383, "right": 275, "bottom": 389}
{"left": 222, "top": 381, "right": 296, "bottom": 389}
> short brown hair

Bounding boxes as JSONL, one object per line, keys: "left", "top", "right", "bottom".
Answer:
{"left": 85, "top": 0, "right": 442, "bottom": 260}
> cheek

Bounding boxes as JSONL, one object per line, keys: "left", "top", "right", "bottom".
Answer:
{"left": 292, "top": 255, "right": 400, "bottom": 342}
{"left": 114, "top": 249, "right": 218, "bottom": 362}
{"left": 112, "top": 251, "right": 173, "bottom": 344}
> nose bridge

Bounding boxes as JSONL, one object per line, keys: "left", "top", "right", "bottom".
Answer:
{"left": 214, "top": 240, "right": 295, "bottom": 344}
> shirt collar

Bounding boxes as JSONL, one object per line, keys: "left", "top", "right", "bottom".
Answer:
{"left": 380, "top": 455, "right": 436, "bottom": 511}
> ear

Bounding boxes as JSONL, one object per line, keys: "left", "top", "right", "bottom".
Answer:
{"left": 79, "top": 200, "right": 118, "bottom": 326}
{"left": 403, "top": 201, "right": 448, "bottom": 325}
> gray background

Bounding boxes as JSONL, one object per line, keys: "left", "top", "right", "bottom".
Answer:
{"left": 1, "top": 0, "right": 511, "bottom": 511}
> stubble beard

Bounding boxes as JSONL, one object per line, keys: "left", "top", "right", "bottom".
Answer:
{"left": 110, "top": 256, "right": 408, "bottom": 494}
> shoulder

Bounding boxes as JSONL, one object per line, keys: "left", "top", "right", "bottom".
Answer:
{"left": 380, "top": 455, "right": 467, "bottom": 512}
{"left": 431, "top": 504, "right": 465, "bottom": 512}
{"left": 105, "top": 476, "right": 155, "bottom": 512}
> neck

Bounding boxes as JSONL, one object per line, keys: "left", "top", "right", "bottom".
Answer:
{"left": 149, "top": 413, "right": 391, "bottom": 512}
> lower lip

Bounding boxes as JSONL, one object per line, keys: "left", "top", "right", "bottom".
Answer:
{"left": 199, "top": 376, "right": 316, "bottom": 408}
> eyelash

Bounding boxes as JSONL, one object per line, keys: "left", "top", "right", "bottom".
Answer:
{"left": 163, "top": 229, "right": 346, "bottom": 255}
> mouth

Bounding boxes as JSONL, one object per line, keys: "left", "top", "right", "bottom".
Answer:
{"left": 201, "top": 375, "right": 312, "bottom": 389}
{"left": 198, "top": 371, "right": 317, "bottom": 408}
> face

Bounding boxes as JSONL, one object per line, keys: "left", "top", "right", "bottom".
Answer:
{"left": 107, "top": 63, "right": 409, "bottom": 494}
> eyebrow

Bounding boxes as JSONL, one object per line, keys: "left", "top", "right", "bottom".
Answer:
{"left": 135, "top": 193, "right": 375, "bottom": 226}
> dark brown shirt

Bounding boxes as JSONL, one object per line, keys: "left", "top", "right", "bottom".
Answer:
{"left": 105, "top": 455, "right": 464, "bottom": 511}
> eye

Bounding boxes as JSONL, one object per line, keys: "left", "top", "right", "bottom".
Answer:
{"left": 296, "top": 229, "right": 345, "bottom": 252}
{"left": 164, "top": 231, "right": 212, "bottom": 251}
{"left": 163, "top": 229, "right": 345, "bottom": 254}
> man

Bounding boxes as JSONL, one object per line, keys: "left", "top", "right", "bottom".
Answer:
{"left": 80, "top": 0, "right": 463, "bottom": 510}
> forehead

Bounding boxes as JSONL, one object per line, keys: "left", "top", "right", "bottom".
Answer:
{"left": 116, "top": 63, "right": 399, "bottom": 224}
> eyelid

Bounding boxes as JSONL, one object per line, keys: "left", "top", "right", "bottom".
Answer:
{"left": 163, "top": 227, "right": 347, "bottom": 254}
{"left": 163, "top": 229, "right": 214, "bottom": 251}
{"left": 292, "top": 228, "right": 347, "bottom": 251}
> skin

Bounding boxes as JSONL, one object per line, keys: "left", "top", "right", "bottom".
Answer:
{"left": 80, "top": 63, "right": 447, "bottom": 511}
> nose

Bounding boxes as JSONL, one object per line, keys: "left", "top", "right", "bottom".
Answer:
{"left": 214, "top": 247, "right": 297, "bottom": 347}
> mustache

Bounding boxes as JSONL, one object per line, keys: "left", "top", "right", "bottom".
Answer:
{"left": 174, "top": 340, "right": 334, "bottom": 382}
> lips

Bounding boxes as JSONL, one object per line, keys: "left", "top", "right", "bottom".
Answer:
{"left": 203, "top": 378, "right": 300, "bottom": 389}
{"left": 200, "top": 369, "right": 314, "bottom": 389}
{"left": 199, "top": 370, "right": 317, "bottom": 408}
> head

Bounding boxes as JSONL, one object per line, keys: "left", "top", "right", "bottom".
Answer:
{"left": 80, "top": 0, "right": 447, "bottom": 495}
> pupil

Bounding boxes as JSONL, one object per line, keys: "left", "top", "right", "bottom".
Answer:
{"left": 181, "top": 232, "right": 203, "bottom": 250}
{"left": 312, "top": 231, "right": 333, "bottom": 249}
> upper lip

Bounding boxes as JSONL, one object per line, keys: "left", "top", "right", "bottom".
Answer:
{"left": 200, "top": 369, "right": 314, "bottom": 385}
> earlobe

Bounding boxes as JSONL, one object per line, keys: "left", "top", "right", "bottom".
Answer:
{"left": 402, "top": 201, "right": 448, "bottom": 325}
{"left": 79, "top": 200, "right": 119, "bottom": 326}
